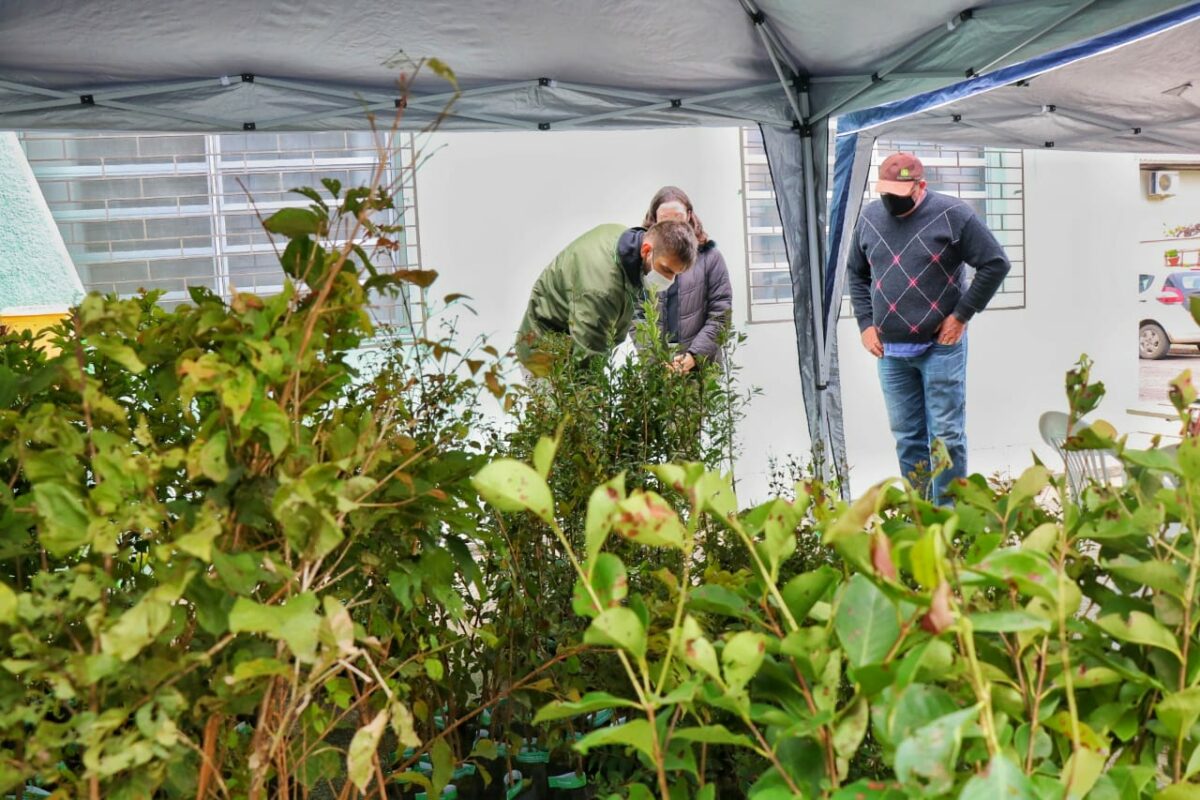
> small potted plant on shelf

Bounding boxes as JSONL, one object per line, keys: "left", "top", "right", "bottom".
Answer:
{"left": 1167, "top": 248, "right": 1181, "bottom": 266}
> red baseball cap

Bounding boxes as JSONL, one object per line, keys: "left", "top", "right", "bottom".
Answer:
{"left": 875, "top": 152, "right": 925, "bottom": 196}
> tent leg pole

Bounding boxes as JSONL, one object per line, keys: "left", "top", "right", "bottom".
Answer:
{"left": 798, "top": 85, "right": 831, "bottom": 481}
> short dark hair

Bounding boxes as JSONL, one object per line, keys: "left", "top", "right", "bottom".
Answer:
{"left": 642, "top": 185, "right": 709, "bottom": 246}
{"left": 645, "top": 219, "right": 697, "bottom": 270}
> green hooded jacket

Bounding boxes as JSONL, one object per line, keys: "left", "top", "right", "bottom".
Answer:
{"left": 515, "top": 224, "right": 642, "bottom": 364}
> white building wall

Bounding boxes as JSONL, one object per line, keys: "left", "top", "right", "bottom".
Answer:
{"left": 416, "top": 129, "right": 1142, "bottom": 502}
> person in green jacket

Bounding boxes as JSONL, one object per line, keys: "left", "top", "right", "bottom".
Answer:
{"left": 515, "top": 220, "right": 697, "bottom": 368}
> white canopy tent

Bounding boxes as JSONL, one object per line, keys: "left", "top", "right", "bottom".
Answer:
{"left": 1, "top": 0, "right": 1195, "bottom": 489}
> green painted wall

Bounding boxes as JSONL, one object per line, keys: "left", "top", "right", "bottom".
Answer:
{"left": 0, "top": 132, "right": 82, "bottom": 313}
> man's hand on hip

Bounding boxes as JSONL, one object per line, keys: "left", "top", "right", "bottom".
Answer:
{"left": 937, "top": 315, "right": 967, "bottom": 345}
{"left": 861, "top": 326, "right": 883, "bottom": 358}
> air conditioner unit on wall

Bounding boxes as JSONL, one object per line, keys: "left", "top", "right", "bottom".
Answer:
{"left": 1149, "top": 170, "right": 1181, "bottom": 197}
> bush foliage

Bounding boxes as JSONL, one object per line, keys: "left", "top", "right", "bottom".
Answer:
{"left": 5, "top": 152, "right": 1200, "bottom": 800}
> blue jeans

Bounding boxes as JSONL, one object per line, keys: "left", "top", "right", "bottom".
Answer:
{"left": 877, "top": 340, "right": 967, "bottom": 502}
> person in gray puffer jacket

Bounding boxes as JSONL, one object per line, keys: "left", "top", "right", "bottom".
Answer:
{"left": 632, "top": 186, "right": 733, "bottom": 372}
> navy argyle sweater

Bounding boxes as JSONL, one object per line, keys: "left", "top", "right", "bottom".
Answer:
{"left": 846, "top": 191, "right": 1011, "bottom": 343}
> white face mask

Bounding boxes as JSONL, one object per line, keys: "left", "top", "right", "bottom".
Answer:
{"left": 643, "top": 268, "right": 675, "bottom": 292}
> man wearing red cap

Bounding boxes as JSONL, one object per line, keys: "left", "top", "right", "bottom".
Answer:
{"left": 847, "top": 152, "right": 1011, "bottom": 502}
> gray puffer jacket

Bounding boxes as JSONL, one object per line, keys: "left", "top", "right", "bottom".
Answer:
{"left": 633, "top": 240, "right": 733, "bottom": 362}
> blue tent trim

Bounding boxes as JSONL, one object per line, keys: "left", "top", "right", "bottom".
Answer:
{"left": 837, "top": 0, "right": 1200, "bottom": 136}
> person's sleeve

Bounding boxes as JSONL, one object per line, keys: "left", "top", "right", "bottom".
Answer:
{"left": 952, "top": 212, "right": 1012, "bottom": 322}
{"left": 688, "top": 252, "right": 733, "bottom": 361}
{"left": 846, "top": 225, "right": 875, "bottom": 332}
{"left": 568, "top": 291, "right": 616, "bottom": 357}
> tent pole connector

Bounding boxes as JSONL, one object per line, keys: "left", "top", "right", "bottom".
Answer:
{"left": 79, "top": 94, "right": 94, "bottom": 106}
{"left": 538, "top": 77, "right": 554, "bottom": 87}
{"left": 1133, "top": 127, "right": 1142, "bottom": 135}
{"left": 241, "top": 73, "right": 255, "bottom": 83}
{"left": 538, "top": 122, "right": 550, "bottom": 131}
{"left": 952, "top": 114, "right": 962, "bottom": 122}
{"left": 394, "top": 98, "right": 406, "bottom": 108}
{"left": 750, "top": 10, "right": 766, "bottom": 25}
{"left": 1044, "top": 141, "right": 1055, "bottom": 148}
{"left": 670, "top": 98, "right": 682, "bottom": 108}
{"left": 871, "top": 72, "right": 883, "bottom": 84}
{"left": 243, "top": 122, "right": 256, "bottom": 130}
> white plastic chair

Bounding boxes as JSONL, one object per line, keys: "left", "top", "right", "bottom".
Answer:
{"left": 1038, "top": 411, "right": 1119, "bottom": 499}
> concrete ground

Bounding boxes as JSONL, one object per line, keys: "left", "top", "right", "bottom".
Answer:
{"left": 1139, "top": 344, "right": 1200, "bottom": 402}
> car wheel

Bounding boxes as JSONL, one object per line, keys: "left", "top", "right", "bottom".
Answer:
{"left": 1140, "top": 322, "right": 1170, "bottom": 359}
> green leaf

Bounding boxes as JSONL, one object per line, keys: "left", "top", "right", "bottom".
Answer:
{"left": 610, "top": 491, "right": 686, "bottom": 549}
{"left": 572, "top": 553, "right": 627, "bottom": 618}
{"left": 886, "top": 683, "right": 959, "bottom": 746}
{"left": 759, "top": 499, "right": 798, "bottom": 577}
{"left": 678, "top": 615, "right": 721, "bottom": 681}
{"left": 532, "top": 434, "right": 557, "bottom": 479}
{"left": 1104, "top": 556, "right": 1186, "bottom": 598}
{"left": 835, "top": 574, "right": 901, "bottom": 670}
{"left": 585, "top": 474, "right": 625, "bottom": 567}
{"left": 964, "top": 548, "right": 1070, "bottom": 608}
{"left": 347, "top": 710, "right": 388, "bottom": 792}
{"left": 833, "top": 697, "right": 869, "bottom": 775}
{"left": 100, "top": 578, "right": 191, "bottom": 662}
{"left": 227, "top": 658, "right": 291, "bottom": 684}
{"left": 0, "top": 581, "right": 15, "bottom": 625}
{"left": 831, "top": 780, "right": 907, "bottom": 799}
{"left": 174, "top": 509, "right": 222, "bottom": 562}
{"left": 780, "top": 566, "right": 838, "bottom": 622}
{"left": 1095, "top": 611, "right": 1181, "bottom": 659}
{"left": 33, "top": 481, "right": 90, "bottom": 557}
{"left": 430, "top": 738, "right": 453, "bottom": 798}
{"left": 960, "top": 754, "right": 1034, "bottom": 800}
{"left": 472, "top": 459, "right": 556, "bottom": 525}
{"left": 264, "top": 207, "right": 322, "bottom": 238}
{"left": 672, "top": 725, "right": 755, "bottom": 748}
{"left": 1156, "top": 686, "right": 1200, "bottom": 738}
{"left": 910, "top": 524, "right": 945, "bottom": 589}
{"left": 584, "top": 607, "right": 646, "bottom": 658}
{"left": 894, "top": 705, "right": 979, "bottom": 796}
{"left": 1021, "top": 522, "right": 1060, "bottom": 554}
{"left": 390, "top": 701, "right": 421, "bottom": 749}
{"left": 1008, "top": 465, "right": 1050, "bottom": 510}
{"left": 197, "top": 430, "right": 230, "bottom": 483}
{"left": 534, "top": 692, "right": 640, "bottom": 724}
{"left": 243, "top": 397, "right": 292, "bottom": 456}
{"left": 228, "top": 593, "right": 321, "bottom": 662}
{"left": 1159, "top": 785, "right": 1200, "bottom": 800}
{"left": 722, "top": 631, "right": 766, "bottom": 693}
{"left": 574, "top": 719, "right": 656, "bottom": 760}
{"left": 688, "top": 584, "right": 757, "bottom": 622}
{"left": 695, "top": 469, "right": 737, "bottom": 521}
{"left": 969, "top": 610, "right": 1051, "bottom": 634}
{"left": 92, "top": 338, "right": 147, "bottom": 373}
{"left": 1063, "top": 746, "right": 1106, "bottom": 800}
{"left": 218, "top": 368, "right": 255, "bottom": 426}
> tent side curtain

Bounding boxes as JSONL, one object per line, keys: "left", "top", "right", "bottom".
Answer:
{"left": 822, "top": 132, "right": 877, "bottom": 364}
{"left": 759, "top": 122, "right": 849, "bottom": 492}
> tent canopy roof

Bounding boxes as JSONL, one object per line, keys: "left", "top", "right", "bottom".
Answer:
{"left": 0, "top": 0, "right": 1192, "bottom": 131}
{"left": 837, "top": 4, "right": 1200, "bottom": 153}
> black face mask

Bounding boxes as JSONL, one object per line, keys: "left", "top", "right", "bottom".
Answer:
{"left": 881, "top": 192, "right": 916, "bottom": 216}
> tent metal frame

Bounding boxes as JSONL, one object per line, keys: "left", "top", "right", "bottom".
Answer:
{"left": 0, "top": 72, "right": 803, "bottom": 132}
